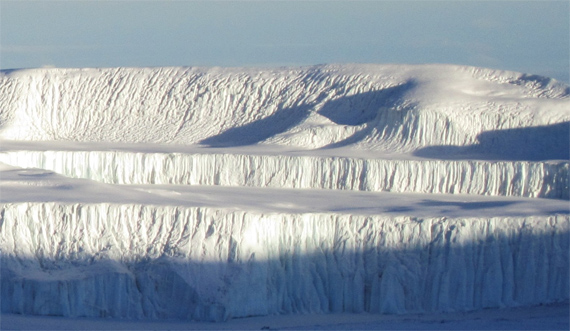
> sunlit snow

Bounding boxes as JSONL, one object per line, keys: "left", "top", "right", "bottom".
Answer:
{"left": 0, "top": 64, "right": 568, "bottom": 329}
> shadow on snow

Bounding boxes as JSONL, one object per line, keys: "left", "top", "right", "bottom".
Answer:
{"left": 200, "top": 81, "right": 416, "bottom": 148}
{"left": 414, "top": 122, "right": 570, "bottom": 161}
{"left": 2, "top": 228, "right": 568, "bottom": 322}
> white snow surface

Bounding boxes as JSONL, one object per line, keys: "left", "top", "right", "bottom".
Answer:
{"left": 1, "top": 64, "right": 568, "bottom": 154}
{"left": 3, "top": 302, "right": 569, "bottom": 330}
{"left": 0, "top": 64, "right": 569, "bottom": 327}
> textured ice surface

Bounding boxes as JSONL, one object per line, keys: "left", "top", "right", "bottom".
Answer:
{"left": 1, "top": 64, "right": 568, "bottom": 154}
{"left": 0, "top": 64, "right": 568, "bottom": 322}
{"left": 2, "top": 203, "right": 568, "bottom": 320}
{"left": 0, "top": 150, "right": 567, "bottom": 199}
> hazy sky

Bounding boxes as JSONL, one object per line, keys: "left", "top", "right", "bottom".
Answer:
{"left": 1, "top": 1, "right": 568, "bottom": 83}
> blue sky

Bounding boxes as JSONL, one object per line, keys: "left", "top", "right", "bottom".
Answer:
{"left": 1, "top": 1, "right": 568, "bottom": 83}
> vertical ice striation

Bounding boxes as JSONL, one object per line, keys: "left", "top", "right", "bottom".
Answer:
{"left": 0, "top": 150, "right": 567, "bottom": 199}
{"left": 1, "top": 203, "right": 568, "bottom": 320}
{"left": 1, "top": 64, "right": 568, "bottom": 322}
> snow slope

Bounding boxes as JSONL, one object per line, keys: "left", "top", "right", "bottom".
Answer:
{"left": 0, "top": 64, "right": 568, "bottom": 325}
{"left": 1, "top": 64, "right": 568, "bottom": 155}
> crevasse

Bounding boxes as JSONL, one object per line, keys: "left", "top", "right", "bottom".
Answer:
{"left": 2, "top": 203, "right": 568, "bottom": 321}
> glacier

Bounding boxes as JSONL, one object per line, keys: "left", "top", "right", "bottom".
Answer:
{"left": 1, "top": 64, "right": 568, "bottom": 151}
{"left": 0, "top": 149, "right": 567, "bottom": 199}
{"left": 0, "top": 64, "right": 569, "bottom": 323}
{"left": 2, "top": 203, "right": 568, "bottom": 320}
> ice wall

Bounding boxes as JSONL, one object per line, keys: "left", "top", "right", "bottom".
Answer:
{"left": 1, "top": 65, "right": 568, "bottom": 152}
{"left": 1, "top": 64, "right": 568, "bottom": 322}
{"left": 1, "top": 203, "right": 568, "bottom": 321}
{"left": 0, "top": 150, "right": 567, "bottom": 199}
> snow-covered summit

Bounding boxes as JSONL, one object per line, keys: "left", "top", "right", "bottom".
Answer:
{"left": 1, "top": 64, "right": 568, "bottom": 158}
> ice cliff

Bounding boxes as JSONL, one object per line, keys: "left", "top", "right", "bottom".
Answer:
{"left": 0, "top": 150, "right": 567, "bottom": 199}
{"left": 2, "top": 203, "right": 568, "bottom": 320}
{"left": 0, "top": 64, "right": 568, "bottom": 321}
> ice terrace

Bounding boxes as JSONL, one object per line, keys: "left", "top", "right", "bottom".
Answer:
{"left": 0, "top": 64, "right": 568, "bottom": 321}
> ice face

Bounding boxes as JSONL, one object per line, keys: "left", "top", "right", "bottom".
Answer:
{"left": 0, "top": 150, "right": 568, "bottom": 199}
{"left": 2, "top": 203, "right": 568, "bottom": 320}
{"left": 0, "top": 64, "right": 568, "bottom": 322}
